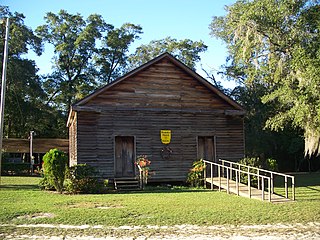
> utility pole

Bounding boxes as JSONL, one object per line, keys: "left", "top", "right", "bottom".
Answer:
{"left": 29, "top": 131, "right": 34, "bottom": 174}
{"left": 0, "top": 18, "right": 10, "bottom": 184}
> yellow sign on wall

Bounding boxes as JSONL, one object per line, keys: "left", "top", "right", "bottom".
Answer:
{"left": 160, "top": 130, "right": 171, "bottom": 144}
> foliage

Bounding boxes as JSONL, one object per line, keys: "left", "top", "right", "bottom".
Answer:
{"left": 239, "top": 157, "right": 262, "bottom": 169}
{"left": 0, "top": 6, "right": 64, "bottom": 138}
{"left": 36, "top": 10, "right": 142, "bottom": 112}
{"left": 0, "top": 6, "right": 42, "bottom": 57}
{"left": 95, "top": 23, "right": 143, "bottom": 84}
{"left": 210, "top": 0, "right": 320, "bottom": 157}
{"left": 38, "top": 175, "right": 55, "bottom": 191}
{"left": 129, "top": 37, "right": 207, "bottom": 70}
{"left": 233, "top": 83, "right": 305, "bottom": 171}
{"left": 42, "top": 148, "right": 68, "bottom": 193}
{"left": 36, "top": 10, "right": 109, "bottom": 111}
{"left": 64, "top": 164, "right": 103, "bottom": 194}
{"left": 239, "top": 157, "right": 278, "bottom": 187}
{"left": 135, "top": 155, "right": 151, "bottom": 185}
{"left": 1, "top": 163, "right": 30, "bottom": 176}
{"left": 238, "top": 157, "right": 261, "bottom": 187}
{"left": 265, "top": 158, "right": 278, "bottom": 172}
{"left": 186, "top": 159, "right": 205, "bottom": 187}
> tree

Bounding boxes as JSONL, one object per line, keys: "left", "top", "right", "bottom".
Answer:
{"left": 95, "top": 23, "right": 143, "bottom": 84}
{"left": 0, "top": 6, "right": 42, "bottom": 57}
{"left": 0, "top": 6, "right": 59, "bottom": 138}
{"left": 37, "top": 10, "right": 143, "bottom": 112}
{"left": 210, "top": 0, "right": 320, "bottom": 157}
{"left": 200, "top": 65, "right": 233, "bottom": 95}
{"left": 233, "top": 83, "right": 305, "bottom": 171}
{"left": 129, "top": 37, "right": 208, "bottom": 70}
{"left": 36, "top": 10, "right": 109, "bottom": 111}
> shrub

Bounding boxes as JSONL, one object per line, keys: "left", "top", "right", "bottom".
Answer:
{"left": 239, "top": 157, "right": 261, "bottom": 187}
{"left": 42, "top": 148, "right": 68, "bottom": 193}
{"left": 239, "top": 157, "right": 262, "bottom": 169}
{"left": 38, "top": 175, "right": 55, "bottom": 191}
{"left": 64, "top": 164, "right": 104, "bottom": 194}
{"left": 265, "top": 158, "right": 278, "bottom": 171}
{"left": 239, "top": 157, "right": 279, "bottom": 187}
{"left": 186, "top": 159, "right": 205, "bottom": 187}
{"left": 1, "top": 163, "right": 31, "bottom": 176}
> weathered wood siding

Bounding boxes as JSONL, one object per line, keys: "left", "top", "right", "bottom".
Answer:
{"left": 76, "top": 110, "right": 244, "bottom": 181}
{"left": 69, "top": 112, "right": 77, "bottom": 166}
{"left": 85, "top": 58, "right": 235, "bottom": 111}
{"left": 73, "top": 57, "right": 244, "bottom": 181}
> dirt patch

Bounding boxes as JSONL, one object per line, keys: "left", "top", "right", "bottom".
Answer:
{"left": 1, "top": 222, "right": 320, "bottom": 239}
{"left": 16, "top": 213, "right": 55, "bottom": 220}
{"left": 66, "top": 202, "right": 123, "bottom": 209}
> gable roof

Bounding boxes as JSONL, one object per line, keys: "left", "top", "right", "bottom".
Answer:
{"left": 74, "top": 52, "right": 243, "bottom": 109}
{"left": 67, "top": 52, "right": 244, "bottom": 126}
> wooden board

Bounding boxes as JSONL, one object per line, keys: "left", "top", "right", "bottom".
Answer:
{"left": 85, "top": 58, "right": 236, "bottom": 111}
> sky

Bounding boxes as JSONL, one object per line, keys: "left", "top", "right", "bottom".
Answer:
{"left": 2, "top": 0, "right": 237, "bottom": 88}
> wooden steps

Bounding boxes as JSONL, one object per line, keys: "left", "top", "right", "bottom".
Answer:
{"left": 114, "top": 178, "right": 141, "bottom": 191}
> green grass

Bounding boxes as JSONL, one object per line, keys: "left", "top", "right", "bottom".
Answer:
{"left": 0, "top": 173, "right": 319, "bottom": 228}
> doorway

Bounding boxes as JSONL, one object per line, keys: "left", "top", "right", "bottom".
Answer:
{"left": 115, "top": 136, "right": 135, "bottom": 178}
{"left": 197, "top": 136, "right": 216, "bottom": 162}
{"left": 198, "top": 136, "right": 217, "bottom": 176}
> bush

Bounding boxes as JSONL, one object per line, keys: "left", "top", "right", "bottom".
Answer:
{"left": 265, "top": 158, "right": 278, "bottom": 171}
{"left": 38, "top": 175, "right": 55, "bottom": 191}
{"left": 239, "top": 157, "right": 279, "bottom": 187}
{"left": 42, "top": 148, "right": 68, "bottom": 193}
{"left": 186, "top": 159, "right": 205, "bottom": 187}
{"left": 239, "top": 157, "right": 261, "bottom": 187}
{"left": 1, "top": 163, "right": 30, "bottom": 176}
{"left": 64, "top": 164, "right": 104, "bottom": 194}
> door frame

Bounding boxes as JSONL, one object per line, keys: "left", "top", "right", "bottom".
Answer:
{"left": 196, "top": 135, "right": 217, "bottom": 162}
{"left": 113, "top": 135, "right": 136, "bottom": 178}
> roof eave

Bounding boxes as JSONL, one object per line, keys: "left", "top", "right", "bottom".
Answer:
{"left": 66, "top": 107, "right": 75, "bottom": 127}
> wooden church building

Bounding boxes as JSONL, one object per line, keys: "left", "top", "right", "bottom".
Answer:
{"left": 67, "top": 53, "right": 245, "bottom": 182}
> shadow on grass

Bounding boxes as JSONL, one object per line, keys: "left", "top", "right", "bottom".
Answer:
{"left": 0, "top": 184, "right": 39, "bottom": 191}
{"left": 274, "top": 172, "right": 320, "bottom": 187}
{"left": 290, "top": 173, "right": 320, "bottom": 201}
{"left": 295, "top": 173, "right": 320, "bottom": 187}
{"left": 305, "top": 186, "right": 320, "bottom": 192}
{"left": 113, "top": 186, "right": 209, "bottom": 195}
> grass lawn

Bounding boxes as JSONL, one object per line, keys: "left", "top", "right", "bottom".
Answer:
{"left": 0, "top": 173, "right": 319, "bottom": 229}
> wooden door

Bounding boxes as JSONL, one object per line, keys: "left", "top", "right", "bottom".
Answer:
{"left": 115, "top": 136, "right": 135, "bottom": 177}
{"left": 197, "top": 136, "right": 216, "bottom": 162}
{"left": 198, "top": 136, "right": 216, "bottom": 176}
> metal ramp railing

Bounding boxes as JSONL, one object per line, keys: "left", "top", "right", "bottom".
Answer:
{"left": 203, "top": 159, "right": 295, "bottom": 202}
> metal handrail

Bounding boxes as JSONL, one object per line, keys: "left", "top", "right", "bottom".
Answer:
{"left": 203, "top": 160, "right": 272, "bottom": 202}
{"left": 219, "top": 159, "right": 295, "bottom": 201}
